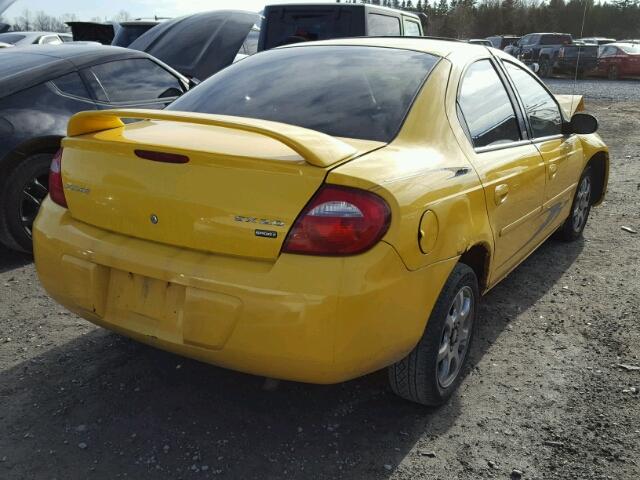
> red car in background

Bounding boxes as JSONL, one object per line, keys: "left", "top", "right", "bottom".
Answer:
{"left": 597, "top": 42, "right": 640, "bottom": 79}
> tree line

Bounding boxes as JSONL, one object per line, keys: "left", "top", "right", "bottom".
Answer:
{"left": 2, "top": 2, "right": 639, "bottom": 41}
{"left": 0, "top": 9, "right": 132, "bottom": 33}
{"left": 342, "top": 0, "right": 640, "bottom": 40}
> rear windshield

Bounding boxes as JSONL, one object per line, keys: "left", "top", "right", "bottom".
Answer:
{"left": 619, "top": 43, "right": 640, "bottom": 54}
{"left": 262, "top": 8, "right": 355, "bottom": 49}
{"left": 168, "top": 46, "right": 438, "bottom": 143}
{"left": 541, "top": 35, "right": 572, "bottom": 45}
{"left": 0, "top": 33, "right": 26, "bottom": 44}
{"left": 0, "top": 52, "right": 59, "bottom": 79}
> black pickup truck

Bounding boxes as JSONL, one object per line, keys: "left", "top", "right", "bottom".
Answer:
{"left": 510, "top": 33, "right": 598, "bottom": 78}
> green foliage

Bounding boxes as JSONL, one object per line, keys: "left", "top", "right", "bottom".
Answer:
{"left": 374, "top": 0, "right": 640, "bottom": 38}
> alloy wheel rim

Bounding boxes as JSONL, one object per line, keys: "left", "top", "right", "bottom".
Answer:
{"left": 437, "top": 285, "right": 474, "bottom": 389}
{"left": 572, "top": 176, "right": 591, "bottom": 232}
{"left": 19, "top": 173, "right": 49, "bottom": 239}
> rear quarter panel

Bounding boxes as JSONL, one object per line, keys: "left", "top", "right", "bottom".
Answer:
{"left": 328, "top": 58, "right": 493, "bottom": 272}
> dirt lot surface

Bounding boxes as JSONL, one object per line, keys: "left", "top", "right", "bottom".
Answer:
{"left": 1, "top": 81, "right": 639, "bottom": 480}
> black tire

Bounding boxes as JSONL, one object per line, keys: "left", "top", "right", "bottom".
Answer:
{"left": 607, "top": 65, "right": 619, "bottom": 81}
{"left": 388, "top": 263, "right": 479, "bottom": 406}
{"left": 1, "top": 153, "right": 53, "bottom": 253}
{"left": 557, "top": 166, "right": 593, "bottom": 242}
{"left": 539, "top": 60, "right": 552, "bottom": 78}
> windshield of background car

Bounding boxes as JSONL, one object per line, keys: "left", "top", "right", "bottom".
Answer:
{"left": 541, "top": 34, "right": 572, "bottom": 45}
{"left": 0, "top": 33, "right": 24, "bottom": 44}
{"left": 619, "top": 44, "right": 640, "bottom": 54}
{"left": 168, "top": 46, "right": 438, "bottom": 143}
{"left": 262, "top": 9, "right": 355, "bottom": 49}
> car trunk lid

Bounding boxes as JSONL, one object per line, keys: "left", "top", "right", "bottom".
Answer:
{"left": 60, "top": 109, "right": 383, "bottom": 260}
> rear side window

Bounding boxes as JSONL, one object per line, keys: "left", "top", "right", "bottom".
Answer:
{"left": 541, "top": 35, "right": 572, "bottom": 45}
{"left": 402, "top": 19, "right": 421, "bottom": 36}
{"left": 504, "top": 62, "right": 562, "bottom": 138}
{"left": 51, "top": 72, "right": 90, "bottom": 99}
{"left": 457, "top": 60, "right": 521, "bottom": 148}
{"left": 89, "top": 59, "right": 184, "bottom": 103}
{"left": 368, "top": 14, "right": 401, "bottom": 36}
{"left": 262, "top": 9, "right": 354, "bottom": 49}
{"left": 243, "top": 29, "right": 259, "bottom": 55}
{"left": 41, "top": 35, "right": 62, "bottom": 45}
{"left": 169, "top": 46, "right": 438, "bottom": 143}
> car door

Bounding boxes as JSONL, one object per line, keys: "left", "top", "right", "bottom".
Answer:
{"left": 502, "top": 60, "right": 580, "bottom": 236}
{"left": 456, "top": 59, "right": 546, "bottom": 281}
{"left": 81, "top": 58, "right": 187, "bottom": 110}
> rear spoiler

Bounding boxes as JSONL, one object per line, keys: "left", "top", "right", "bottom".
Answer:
{"left": 554, "top": 94, "right": 585, "bottom": 117}
{"left": 67, "top": 109, "right": 357, "bottom": 168}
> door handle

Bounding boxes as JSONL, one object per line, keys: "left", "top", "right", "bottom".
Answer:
{"left": 549, "top": 163, "right": 559, "bottom": 178}
{"left": 494, "top": 184, "right": 509, "bottom": 205}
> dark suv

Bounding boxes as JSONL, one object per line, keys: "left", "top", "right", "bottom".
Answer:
{"left": 258, "top": 3, "right": 424, "bottom": 51}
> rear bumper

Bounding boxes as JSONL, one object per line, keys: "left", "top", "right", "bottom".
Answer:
{"left": 34, "top": 199, "right": 456, "bottom": 383}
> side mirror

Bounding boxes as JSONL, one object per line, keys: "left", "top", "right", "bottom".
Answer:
{"left": 566, "top": 113, "right": 598, "bottom": 134}
{"left": 529, "top": 62, "right": 540, "bottom": 74}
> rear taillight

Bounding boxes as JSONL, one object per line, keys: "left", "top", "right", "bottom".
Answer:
{"left": 49, "top": 148, "right": 67, "bottom": 208}
{"left": 282, "top": 184, "right": 391, "bottom": 256}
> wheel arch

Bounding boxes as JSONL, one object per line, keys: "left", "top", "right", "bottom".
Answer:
{"left": 586, "top": 150, "right": 609, "bottom": 206}
{"left": 458, "top": 242, "right": 492, "bottom": 293}
{"left": 0, "top": 135, "right": 63, "bottom": 181}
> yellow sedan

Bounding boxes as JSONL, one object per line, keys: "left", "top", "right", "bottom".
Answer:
{"left": 34, "top": 38, "right": 609, "bottom": 405}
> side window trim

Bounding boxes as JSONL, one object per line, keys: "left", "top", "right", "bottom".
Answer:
{"left": 81, "top": 68, "right": 110, "bottom": 103}
{"left": 499, "top": 58, "right": 568, "bottom": 137}
{"left": 455, "top": 58, "right": 527, "bottom": 152}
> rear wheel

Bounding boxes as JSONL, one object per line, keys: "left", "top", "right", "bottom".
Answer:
{"left": 388, "top": 264, "right": 478, "bottom": 406}
{"left": 557, "top": 166, "right": 593, "bottom": 242}
{"left": 608, "top": 65, "right": 619, "bottom": 80}
{"left": 1, "top": 153, "right": 52, "bottom": 253}
{"left": 539, "top": 60, "right": 552, "bottom": 78}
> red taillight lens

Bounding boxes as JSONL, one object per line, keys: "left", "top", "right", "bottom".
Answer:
{"left": 282, "top": 185, "right": 391, "bottom": 256}
{"left": 49, "top": 148, "right": 67, "bottom": 208}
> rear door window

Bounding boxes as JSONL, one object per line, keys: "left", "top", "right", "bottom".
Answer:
{"left": 368, "top": 13, "right": 401, "bottom": 36}
{"left": 89, "top": 59, "right": 185, "bottom": 104}
{"left": 402, "top": 18, "right": 421, "bottom": 36}
{"left": 504, "top": 62, "right": 563, "bottom": 138}
{"left": 457, "top": 60, "right": 522, "bottom": 148}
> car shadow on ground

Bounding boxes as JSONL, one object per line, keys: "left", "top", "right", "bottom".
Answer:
{"left": 0, "top": 248, "right": 31, "bottom": 274}
{"left": 0, "top": 237, "right": 583, "bottom": 479}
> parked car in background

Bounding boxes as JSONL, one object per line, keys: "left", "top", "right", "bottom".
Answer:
{"left": 511, "top": 33, "right": 598, "bottom": 78}
{"left": 129, "top": 10, "right": 260, "bottom": 82}
{"left": 468, "top": 39, "right": 492, "bottom": 46}
{"left": 595, "top": 42, "right": 640, "bottom": 79}
{"left": 0, "top": 45, "right": 190, "bottom": 252}
{"left": 579, "top": 37, "right": 615, "bottom": 46}
{"left": 34, "top": 38, "right": 607, "bottom": 407}
{"left": 66, "top": 21, "right": 118, "bottom": 45}
{"left": 111, "top": 20, "right": 160, "bottom": 47}
{"left": 0, "top": 22, "right": 9, "bottom": 33}
{"left": 487, "top": 35, "right": 520, "bottom": 50}
{"left": 0, "top": 31, "right": 71, "bottom": 46}
{"left": 258, "top": 3, "right": 424, "bottom": 51}
{"left": 0, "top": 41, "right": 13, "bottom": 48}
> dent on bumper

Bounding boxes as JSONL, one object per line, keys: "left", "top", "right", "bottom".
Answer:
{"left": 33, "top": 200, "right": 456, "bottom": 383}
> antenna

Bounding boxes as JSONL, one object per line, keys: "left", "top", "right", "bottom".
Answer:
{"left": 570, "top": 0, "right": 590, "bottom": 115}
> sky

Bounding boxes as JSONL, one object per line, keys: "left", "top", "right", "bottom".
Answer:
{"left": 3, "top": 0, "right": 338, "bottom": 20}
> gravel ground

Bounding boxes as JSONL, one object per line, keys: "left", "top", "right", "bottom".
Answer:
{"left": 1, "top": 85, "right": 639, "bottom": 479}
{"left": 546, "top": 77, "right": 640, "bottom": 101}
